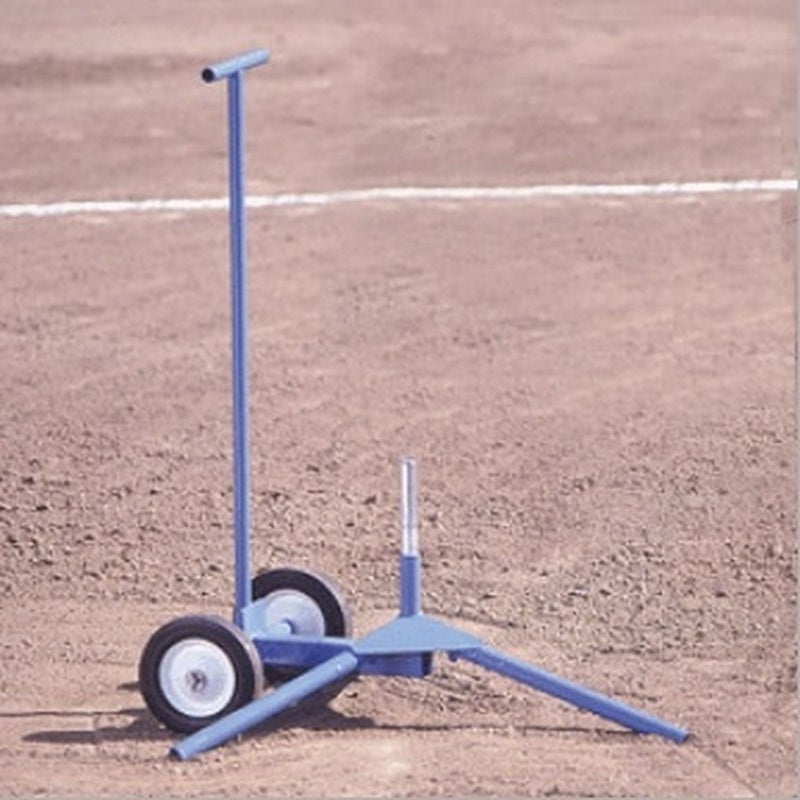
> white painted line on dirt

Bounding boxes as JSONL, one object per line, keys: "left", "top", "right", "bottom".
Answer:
{"left": 0, "top": 178, "right": 795, "bottom": 218}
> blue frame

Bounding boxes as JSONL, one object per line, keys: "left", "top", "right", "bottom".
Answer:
{"left": 178, "top": 49, "right": 690, "bottom": 761}
{"left": 201, "top": 49, "right": 268, "bottom": 628}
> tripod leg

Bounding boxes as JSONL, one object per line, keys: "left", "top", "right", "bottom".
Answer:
{"left": 459, "top": 646, "right": 688, "bottom": 743}
{"left": 170, "top": 650, "right": 359, "bottom": 760}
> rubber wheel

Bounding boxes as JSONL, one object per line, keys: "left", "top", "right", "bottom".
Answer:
{"left": 252, "top": 567, "right": 353, "bottom": 682}
{"left": 139, "top": 614, "right": 264, "bottom": 734}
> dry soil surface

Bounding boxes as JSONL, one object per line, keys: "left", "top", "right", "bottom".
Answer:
{"left": 0, "top": 1, "right": 796, "bottom": 797}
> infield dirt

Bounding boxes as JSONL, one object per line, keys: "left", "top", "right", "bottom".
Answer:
{"left": 0, "top": 1, "right": 796, "bottom": 797}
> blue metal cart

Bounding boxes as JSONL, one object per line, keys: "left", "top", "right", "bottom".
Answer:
{"left": 138, "top": 50, "right": 689, "bottom": 760}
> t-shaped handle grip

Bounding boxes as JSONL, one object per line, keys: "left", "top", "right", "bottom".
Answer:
{"left": 201, "top": 49, "right": 269, "bottom": 83}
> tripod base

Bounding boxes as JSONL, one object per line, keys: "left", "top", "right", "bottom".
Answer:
{"left": 171, "top": 609, "right": 688, "bottom": 760}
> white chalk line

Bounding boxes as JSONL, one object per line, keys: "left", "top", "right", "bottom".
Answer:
{"left": 0, "top": 178, "right": 795, "bottom": 219}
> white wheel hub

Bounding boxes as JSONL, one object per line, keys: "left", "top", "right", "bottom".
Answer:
{"left": 159, "top": 638, "right": 237, "bottom": 718}
{"left": 262, "top": 589, "right": 326, "bottom": 636}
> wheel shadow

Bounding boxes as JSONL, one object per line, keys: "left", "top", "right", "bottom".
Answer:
{"left": 15, "top": 680, "right": 373, "bottom": 747}
{"left": 21, "top": 709, "right": 172, "bottom": 745}
{"left": 15, "top": 682, "right": 172, "bottom": 746}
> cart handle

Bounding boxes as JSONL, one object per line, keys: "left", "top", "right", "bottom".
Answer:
{"left": 201, "top": 49, "right": 269, "bottom": 83}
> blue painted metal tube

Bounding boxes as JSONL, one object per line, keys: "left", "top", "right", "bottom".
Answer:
{"left": 400, "top": 554, "right": 421, "bottom": 616}
{"left": 201, "top": 51, "right": 268, "bottom": 627}
{"left": 460, "top": 646, "right": 689, "bottom": 743}
{"left": 227, "top": 70, "right": 252, "bottom": 627}
{"left": 202, "top": 49, "right": 269, "bottom": 83}
{"left": 171, "top": 650, "right": 360, "bottom": 760}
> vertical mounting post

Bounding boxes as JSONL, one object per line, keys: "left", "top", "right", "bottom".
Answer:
{"left": 400, "top": 457, "right": 422, "bottom": 616}
{"left": 202, "top": 49, "right": 269, "bottom": 628}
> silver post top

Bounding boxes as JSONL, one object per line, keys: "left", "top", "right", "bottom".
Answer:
{"left": 401, "top": 457, "right": 419, "bottom": 555}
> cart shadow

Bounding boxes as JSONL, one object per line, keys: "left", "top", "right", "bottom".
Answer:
{"left": 247, "top": 687, "right": 631, "bottom": 739}
{"left": 17, "top": 681, "right": 170, "bottom": 746}
{"left": 18, "top": 701, "right": 371, "bottom": 747}
{"left": 22, "top": 709, "right": 173, "bottom": 745}
{"left": 255, "top": 710, "right": 630, "bottom": 738}
{"left": 17, "top": 681, "right": 370, "bottom": 747}
{"left": 16, "top": 680, "right": 631, "bottom": 747}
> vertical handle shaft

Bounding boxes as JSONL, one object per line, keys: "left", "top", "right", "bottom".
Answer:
{"left": 202, "top": 51, "right": 269, "bottom": 627}
{"left": 227, "top": 71, "right": 251, "bottom": 625}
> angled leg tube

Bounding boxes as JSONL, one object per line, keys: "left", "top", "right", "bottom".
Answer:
{"left": 171, "top": 651, "right": 360, "bottom": 760}
{"left": 460, "top": 646, "right": 688, "bottom": 743}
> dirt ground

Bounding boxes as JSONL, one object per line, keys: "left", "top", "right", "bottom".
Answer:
{"left": 0, "top": 1, "right": 796, "bottom": 797}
